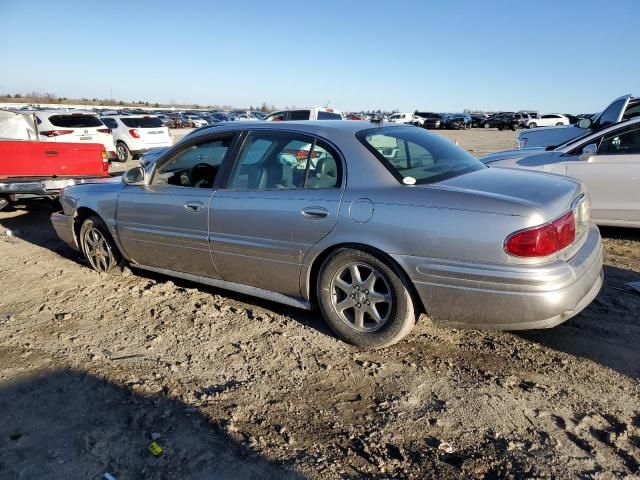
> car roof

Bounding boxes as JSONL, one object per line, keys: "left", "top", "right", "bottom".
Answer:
{"left": 187, "top": 120, "right": 401, "bottom": 140}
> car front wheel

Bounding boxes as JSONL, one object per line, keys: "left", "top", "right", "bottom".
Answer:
{"left": 528, "top": 122, "right": 537, "bottom": 128}
{"left": 317, "top": 248, "right": 416, "bottom": 349}
{"left": 79, "top": 216, "right": 121, "bottom": 273}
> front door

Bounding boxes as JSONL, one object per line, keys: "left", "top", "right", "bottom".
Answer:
{"left": 565, "top": 123, "right": 640, "bottom": 223}
{"left": 210, "top": 130, "right": 344, "bottom": 297}
{"left": 116, "top": 133, "right": 236, "bottom": 277}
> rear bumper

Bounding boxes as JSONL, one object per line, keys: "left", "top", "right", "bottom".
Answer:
{"left": 393, "top": 225, "right": 603, "bottom": 330}
{"left": 0, "top": 177, "right": 107, "bottom": 196}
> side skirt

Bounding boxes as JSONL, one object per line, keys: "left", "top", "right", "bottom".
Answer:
{"left": 131, "top": 263, "right": 312, "bottom": 310}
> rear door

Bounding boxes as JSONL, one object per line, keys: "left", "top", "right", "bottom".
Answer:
{"left": 116, "top": 132, "right": 238, "bottom": 277}
{"left": 564, "top": 122, "right": 640, "bottom": 223}
{"left": 210, "top": 130, "right": 344, "bottom": 296}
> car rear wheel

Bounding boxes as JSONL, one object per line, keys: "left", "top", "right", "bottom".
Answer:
{"left": 116, "top": 142, "right": 131, "bottom": 162}
{"left": 483, "top": 123, "right": 490, "bottom": 129}
{"left": 528, "top": 122, "right": 537, "bottom": 129}
{"left": 498, "top": 125, "right": 504, "bottom": 131}
{"left": 555, "top": 122, "right": 564, "bottom": 126}
{"left": 79, "top": 216, "right": 121, "bottom": 273}
{"left": 317, "top": 248, "right": 416, "bottom": 349}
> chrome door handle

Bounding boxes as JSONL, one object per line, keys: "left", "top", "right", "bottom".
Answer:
{"left": 184, "top": 201, "right": 204, "bottom": 212}
{"left": 301, "top": 206, "right": 329, "bottom": 219}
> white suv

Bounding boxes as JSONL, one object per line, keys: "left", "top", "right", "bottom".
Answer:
{"left": 101, "top": 115, "right": 173, "bottom": 162}
{"left": 526, "top": 114, "right": 570, "bottom": 128}
{"left": 386, "top": 112, "right": 416, "bottom": 124}
{"left": 35, "top": 110, "right": 116, "bottom": 159}
{"left": 264, "top": 107, "right": 342, "bottom": 121}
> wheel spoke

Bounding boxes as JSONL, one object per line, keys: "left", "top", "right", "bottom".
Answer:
{"left": 367, "top": 304, "right": 384, "bottom": 324}
{"left": 354, "top": 308, "right": 365, "bottom": 329}
{"left": 335, "top": 297, "right": 354, "bottom": 313}
{"left": 369, "top": 290, "right": 391, "bottom": 304}
{"left": 99, "top": 256, "right": 108, "bottom": 272}
{"left": 349, "top": 264, "right": 362, "bottom": 284}
{"left": 334, "top": 277, "right": 352, "bottom": 293}
{"left": 364, "top": 270, "right": 379, "bottom": 291}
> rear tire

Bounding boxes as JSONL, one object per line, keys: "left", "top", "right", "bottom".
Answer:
{"left": 483, "top": 123, "right": 490, "bottom": 129}
{"left": 555, "top": 122, "right": 564, "bottom": 126}
{"left": 317, "top": 248, "right": 416, "bottom": 349}
{"left": 116, "top": 142, "right": 131, "bottom": 162}
{"left": 528, "top": 122, "right": 537, "bottom": 129}
{"left": 79, "top": 216, "right": 121, "bottom": 273}
{"left": 498, "top": 125, "right": 504, "bottom": 131}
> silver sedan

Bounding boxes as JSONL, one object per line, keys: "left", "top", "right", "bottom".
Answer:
{"left": 52, "top": 121, "right": 603, "bottom": 348}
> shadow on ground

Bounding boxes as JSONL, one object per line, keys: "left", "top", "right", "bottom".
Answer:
{"left": 0, "top": 368, "right": 302, "bottom": 479}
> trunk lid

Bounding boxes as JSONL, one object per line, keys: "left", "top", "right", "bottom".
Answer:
{"left": 433, "top": 166, "right": 583, "bottom": 222}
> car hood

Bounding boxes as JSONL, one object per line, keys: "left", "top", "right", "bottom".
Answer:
{"left": 518, "top": 125, "right": 583, "bottom": 148}
{"left": 432, "top": 166, "right": 582, "bottom": 221}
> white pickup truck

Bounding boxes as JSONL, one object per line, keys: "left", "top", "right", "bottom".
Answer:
{"left": 517, "top": 94, "right": 640, "bottom": 149}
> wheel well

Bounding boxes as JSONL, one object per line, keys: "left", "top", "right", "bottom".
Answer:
{"left": 307, "top": 243, "right": 425, "bottom": 314}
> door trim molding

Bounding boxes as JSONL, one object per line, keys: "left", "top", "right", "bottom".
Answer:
{"left": 130, "top": 263, "right": 312, "bottom": 310}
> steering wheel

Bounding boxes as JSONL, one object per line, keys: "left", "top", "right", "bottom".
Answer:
{"left": 189, "top": 163, "right": 218, "bottom": 188}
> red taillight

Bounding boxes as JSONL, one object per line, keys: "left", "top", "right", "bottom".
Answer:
{"left": 101, "top": 150, "right": 109, "bottom": 173}
{"left": 129, "top": 129, "right": 140, "bottom": 138}
{"left": 40, "top": 130, "right": 73, "bottom": 137}
{"left": 505, "top": 210, "right": 576, "bottom": 257}
{"left": 97, "top": 128, "right": 111, "bottom": 134}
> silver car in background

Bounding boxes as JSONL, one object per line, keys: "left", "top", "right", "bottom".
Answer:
{"left": 481, "top": 117, "right": 640, "bottom": 228}
{"left": 51, "top": 121, "right": 603, "bottom": 348}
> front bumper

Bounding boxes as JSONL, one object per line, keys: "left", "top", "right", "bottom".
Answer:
{"left": 51, "top": 211, "right": 78, "bottom": 251}
{"left": 393, "top": 225, "right": 603, "bottom": 330}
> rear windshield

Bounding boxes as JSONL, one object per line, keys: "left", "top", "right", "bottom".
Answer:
{"left": 121, "top": 117, "right": 164, "bottom": 128}
{"left": 48, "top": 114, "right": 103, "bottom": 128}
{"left": 357, "top": 127, "right": 485, "bottom": 185}
{"left": 317, "top": 111, "right": 342, "bottom": 120}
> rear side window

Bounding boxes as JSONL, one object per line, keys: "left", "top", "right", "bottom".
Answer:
{"left": 289, "top": 110, "right": 310, "bottom": 121}
{"left": 358, "top": 127, "right": 485, "bottom": 185}
{"left": 121, "top": 117, "right": 164, "bottom": 128}
{"left": 317, "top": 111, "right": 342, "bottom": 120}
{"left": 102, "top": 118, "right": 118, "bottom": 129}
{"left": 48, "top": 114, "right": 104, "bottom": 128}
{"left": 228, "top": 132, "right": 340, "bottom": 190}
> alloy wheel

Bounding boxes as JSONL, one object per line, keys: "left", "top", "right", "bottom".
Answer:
{"left": 82, "top": 227, "right": 116, "bottom": 272}
{"left": 330, "top": 262, "right": 393, "bottom": 332}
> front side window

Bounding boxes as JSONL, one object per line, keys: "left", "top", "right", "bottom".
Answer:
{"left": 228, "top": 132, "right": 340, "bottom": 190}
{"left": 599, "top": 125, "right": 640, "bottom": 155}
{"left": 358, "top": 127, "right": 485, "bottom": 185}
{"left": 152, "top": 136, "right": 233, "bottom": 188}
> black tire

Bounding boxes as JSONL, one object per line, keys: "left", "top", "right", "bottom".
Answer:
{"left": 528, "top": 122, "right": 537, "bottom": 129}
{"left": 555, "top": 122, "right": 564, "bottom": 126}
{"left": 116, "top": 142, "right": 131, "bottom": 162}
{"left": 498, "top": 125, "right": 504, "bottom": 131}
{"left": 483, "top": 123, "right": 490, "bottom": 129}
{"left": 317, "top": 248, "right": 416, "bottom": 349}
{"left": 79, "top": 216, "right": 122, "bottom": 273}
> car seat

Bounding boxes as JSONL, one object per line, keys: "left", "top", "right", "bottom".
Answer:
{"left": 307, "top": 156, "right": 337, "bottom": 188}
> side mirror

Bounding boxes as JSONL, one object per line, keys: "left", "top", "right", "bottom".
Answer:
{"left": 577, "top": 118, "right": 592, "bottom": 129}
{"left": 123, "top": 166, "right": 146, "bottom": 185}
{"left": 579, "top": 143, "right": 598, "bottom": 161}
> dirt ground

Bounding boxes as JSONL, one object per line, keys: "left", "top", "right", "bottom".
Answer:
{"left": 0, "top": 129, "right": 639, "bottom": 479}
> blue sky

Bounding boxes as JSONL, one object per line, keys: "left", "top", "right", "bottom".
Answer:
{"left": 1, "top": 0, "right": 639, "bottom": 112}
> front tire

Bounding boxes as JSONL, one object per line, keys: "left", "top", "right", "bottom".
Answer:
{"left": 79, "top": 216, "right": 121, "bottom": 273}
{"left": 555, "top": 122, "right": 564, "bottom": 126}
{"left": 116, "top": 142, "right": 131, "bottom": 162}
{"left": 528, "top": 122, "right": 537, "bottom": 129}
{"left": 317, "top": 248, "right": 416, "bottom": 349}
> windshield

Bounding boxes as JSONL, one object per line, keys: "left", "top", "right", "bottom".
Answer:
{"left": 121, "top": 117, "right": 164, "bottom": 128}
{"left": 357, "top": 127, "right": 485, "bottom": 185}
{"left": 48, "top": 114, "right": 103, "bottom": 128}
